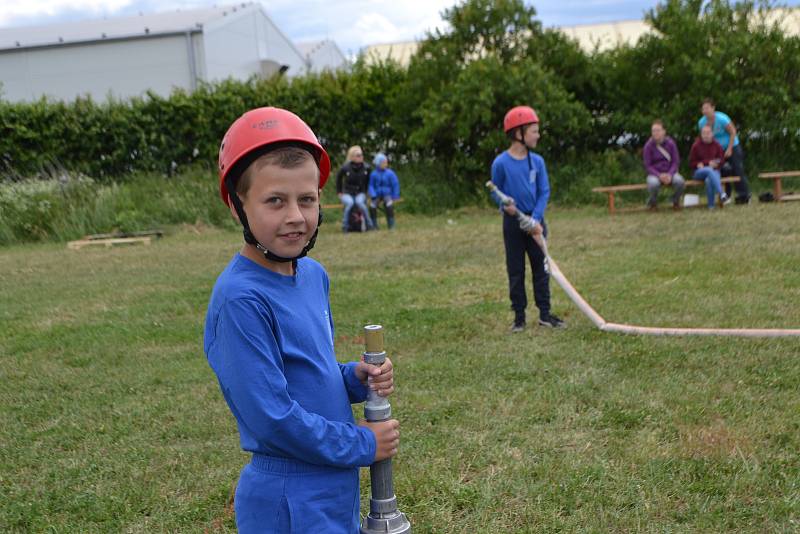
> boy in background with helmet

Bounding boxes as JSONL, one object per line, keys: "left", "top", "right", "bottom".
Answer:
{"left": 204, "top": 107, "right": 400, "bottom": 533}
{"left": 490, "top": 105, "right": 565, "bottom": 333}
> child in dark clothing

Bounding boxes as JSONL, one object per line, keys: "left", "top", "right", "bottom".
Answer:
{"left": 490, "top": 106, "right": 565, "bottom": 333}
{"left": 204, "top": 107, "right": 399, "bottom": 533}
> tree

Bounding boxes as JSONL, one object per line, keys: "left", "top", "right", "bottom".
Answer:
{"left": 396, "top": 0, "right": 593, "bottom": 183}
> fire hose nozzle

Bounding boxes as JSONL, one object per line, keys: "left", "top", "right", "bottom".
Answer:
{"left": 360, "top": 324, "right": 411, "bottom": 534}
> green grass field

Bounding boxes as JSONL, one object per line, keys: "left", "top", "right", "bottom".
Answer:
{"left": 2, "top": 202, "right": 799, "bottom": 533}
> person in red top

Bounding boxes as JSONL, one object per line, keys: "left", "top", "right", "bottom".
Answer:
{"left": 689, "top": 125, "right": 730, "bottom": 209}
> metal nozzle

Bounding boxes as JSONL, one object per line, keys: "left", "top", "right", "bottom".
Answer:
{"left": 365, "top": 324, "right": 384, "bottom": 353}
{"left": 360, "top": 324, "right": 411, "bottom": 534}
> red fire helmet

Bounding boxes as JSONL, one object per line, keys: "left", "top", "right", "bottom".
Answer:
{"left": 503, "top": 105, "right": 539, "bottom": 133}
{"left": 217, "top": 107, "right": 331, "bottom": 205}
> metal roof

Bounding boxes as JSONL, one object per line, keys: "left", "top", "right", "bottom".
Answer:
{"left": 296, "top": 39, "right": 343, "bottom": 58}
{"left": 0, "top": 3, "right": 258, "bottom": 51}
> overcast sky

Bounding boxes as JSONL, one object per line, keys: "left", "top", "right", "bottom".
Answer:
{"left": 1, "top": 0, "right": 799, "bottom": 54}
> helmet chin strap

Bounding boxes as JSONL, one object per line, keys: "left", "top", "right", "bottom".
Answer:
{"left": 225, "top": 176, "right": 323, "bottom": 265}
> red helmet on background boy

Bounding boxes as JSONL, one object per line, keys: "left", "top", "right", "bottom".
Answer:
{"left": 217, "top": 107, "right": 330, "bottom": 263}
{"left": 218, "top": 107, "right": 331, "bottom": 206}
{"left": 503, "top": 105, "right": 539, "bottom": 134}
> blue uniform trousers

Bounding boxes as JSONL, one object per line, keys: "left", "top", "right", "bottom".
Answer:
{"left": 235, "top": 454, "right": 361, "bottom": 533}
{"left": 503, "top": 214, "right": 550, "bottom": 321}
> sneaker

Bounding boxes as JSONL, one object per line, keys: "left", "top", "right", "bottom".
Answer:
{"left": 539, "top": 314, "right": 565, "bottom": 328}
{"left": 672, "top": 201, "right": 682, "bottom": 211}
{"left": 647, "top": 201, "right": 658, "bottom": 211}
{"left": 510, "top": 320, "right": 526, "bottom": 333}
{"left": 720, "top": 193, "right": 732, "bottom": 206}
{"left": 734, "top": 195, "right": 751, "bottom": 205}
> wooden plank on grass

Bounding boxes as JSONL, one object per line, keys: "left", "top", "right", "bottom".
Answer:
{"left": 84, "top": 230, "right": 163, "bottom": 240}
{"left": 67, "top": 236, "right": 152, "bottom": 250}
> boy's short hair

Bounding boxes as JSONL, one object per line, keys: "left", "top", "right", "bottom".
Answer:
{"left": 651, "top": 119, "right": 664, "bottom": 128}
{"left": 506, "top": 122, "right": 535, "bottom": 139}
{"left": 702, "top": 97, "right": 715, "bottom": 107}
{"left": 236, "top": 146, "right": 319, "bottom": 198}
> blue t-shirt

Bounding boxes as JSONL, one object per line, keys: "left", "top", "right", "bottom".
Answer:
{"left": 490, "top": 150, "right": 550, "bottom": 222}
{"left": 698, "top": 111, "right": 739, "bottom": 148}
{"left": 203, "top": 254, "right": 375, "bottom": 467}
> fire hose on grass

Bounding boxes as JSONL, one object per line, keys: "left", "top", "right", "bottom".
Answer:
{"left": 485, "top": 181, "right": 800, "bottom": 337}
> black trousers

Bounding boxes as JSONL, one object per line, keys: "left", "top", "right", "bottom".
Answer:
{"left": 720, "top": 144, "right": 751, "bottom": 199}
{"left": 503, "top": 214, "right": 550, "bottom": 320}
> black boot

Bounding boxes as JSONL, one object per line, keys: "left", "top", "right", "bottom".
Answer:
{"left": 386, "top": 205, "right": 395, "bottom": 229}
{"left": 369, "top": 207, "right": 379, "bottom": 229}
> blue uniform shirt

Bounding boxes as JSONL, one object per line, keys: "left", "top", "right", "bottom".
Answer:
{"left": 490, "top": 150, "right": 551, "bottom": 222}
{"left": 204, "top": 254, "right": 376, "bottom": 467}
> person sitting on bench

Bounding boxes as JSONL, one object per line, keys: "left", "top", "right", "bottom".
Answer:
{"left": 336, "top": 145, "right": 374, "bottom": 232}
{"left": 689, "top": 125, "right": 730, "bottom": 209}
{"left": 643, "top": 119, "right": 685, "bottom": 211}
{"left": 368, "top": 153, "right": 400, "bottom": 229}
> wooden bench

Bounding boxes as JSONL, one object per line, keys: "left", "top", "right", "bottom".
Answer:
{"left": 593, "top": 176, "right": 741, "bottom": 215}
{"left": 758, "top": 170, "right": 800, "bottom": 202}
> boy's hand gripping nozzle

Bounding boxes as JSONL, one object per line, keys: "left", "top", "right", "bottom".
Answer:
{"left": 485, "top": 181, "right": 550, "bottom": 270}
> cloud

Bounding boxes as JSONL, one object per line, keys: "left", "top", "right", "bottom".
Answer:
{"left": 266, "top": 0, "right": 455, "bottom": 50}
{"left": 0, "top": 0, "right": 454, "bottom": 49}
{"left": 0, "top": 0, "right": 133, "bottom": 25}
{"left": 353, "top": 12, "right": 402, "bottom": 44}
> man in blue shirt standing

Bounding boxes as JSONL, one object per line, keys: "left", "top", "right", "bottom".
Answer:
{"left": 698, "top": 98, "right": 751, "bottom": 204}
{"left": 490, "top": 105, "right": 565, "bottom": 333}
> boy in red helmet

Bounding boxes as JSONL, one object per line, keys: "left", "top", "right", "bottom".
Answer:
{"left": 490, "top": 105, "right": 565, "bottom": 333}
{"left": 203, "top": 107, "right": 399, "bottom": 533}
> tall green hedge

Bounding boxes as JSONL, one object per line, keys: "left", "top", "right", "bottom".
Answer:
{"left": 0, "top": 63, "right": 408, "bottom": 181}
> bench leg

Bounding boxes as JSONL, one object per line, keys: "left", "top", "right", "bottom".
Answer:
{"left": 774, "top": 178, "right": 783, "bottom": 201}
{"left": 608, "top": 193, "right": 616, "bottom": 215}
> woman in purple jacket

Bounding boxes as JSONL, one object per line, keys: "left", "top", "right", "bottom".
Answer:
{"left": 643, "top": 120, "right": 685, "bottom": 210}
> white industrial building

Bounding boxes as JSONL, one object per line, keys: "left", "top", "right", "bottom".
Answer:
{"left": 296, "top": 39, "right": 348, "bottom": 75}
{"left": 0, "top": 3, "right": 348, "bottom": 102}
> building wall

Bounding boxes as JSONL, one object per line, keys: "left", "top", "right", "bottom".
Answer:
{"left": 0, "top": 34, "right": 194, "bottom": 102}
{"left": 362, "top": 41, "right": 420, "bottom": 67}
{"left": 202, "top": 7, "right": 306, "bottom": 81}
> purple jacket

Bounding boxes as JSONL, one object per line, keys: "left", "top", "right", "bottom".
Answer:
{"left": 643, "top": 136, "right": 680, "bottom": 176}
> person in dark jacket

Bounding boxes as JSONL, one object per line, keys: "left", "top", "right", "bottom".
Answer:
{"left": 689, "top": 125, "right": 730, "bottom": 209}
{"left": 335, "top": 145, "right": 373, "bottom": 232}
